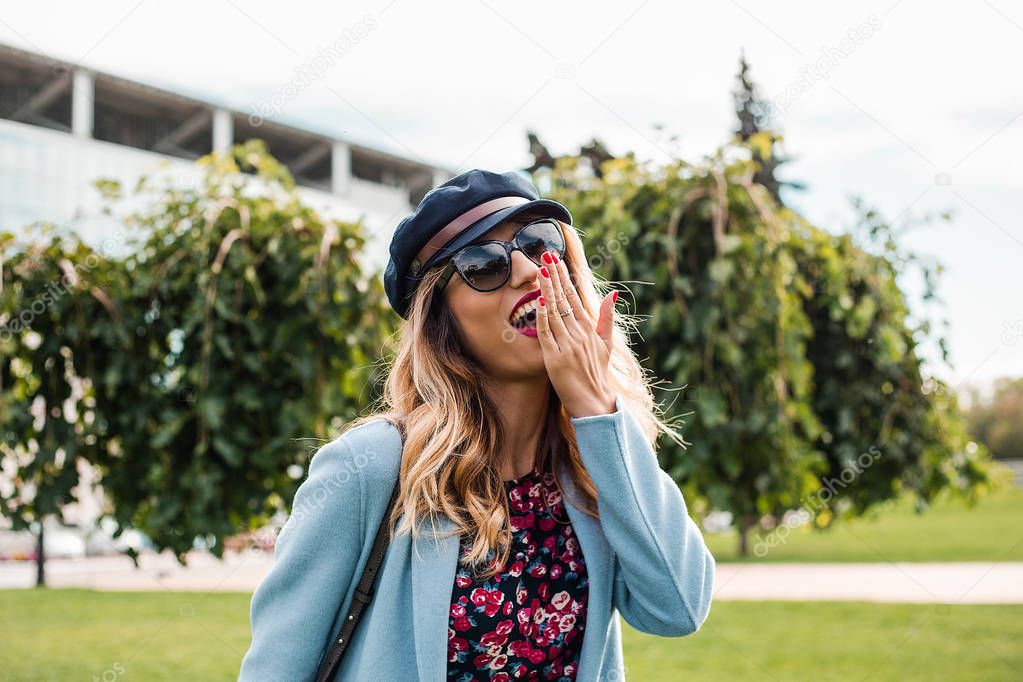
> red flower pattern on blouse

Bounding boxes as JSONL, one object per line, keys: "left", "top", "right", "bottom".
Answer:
{"left": 446, "top": 465, "right": 588, "bottom": 681}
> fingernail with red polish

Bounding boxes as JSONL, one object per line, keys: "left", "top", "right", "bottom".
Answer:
{"left": 539, "top": 296, "right": 546, "bottom": 306}
{"left": 542, "top": 252, "right": 552, "bottom": 264}
{"left": 552, "top": 253, "right": 559, "bottom": 264}
{"left": 612, "top": 290, "right": 619, "bottom": 303}
{"left": 540, "top": 266, "right": 549, "bottom": 278}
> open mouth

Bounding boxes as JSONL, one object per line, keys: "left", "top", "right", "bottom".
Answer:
{"left": 508, "top": 290, "right": 542, "bottom": 336}
{"left": 510, "top": 299, "right": 539, "bottom": 331}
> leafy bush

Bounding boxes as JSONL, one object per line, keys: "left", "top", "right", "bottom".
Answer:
{"left": 540, "top": 139, "right": 996, "bottom": 554}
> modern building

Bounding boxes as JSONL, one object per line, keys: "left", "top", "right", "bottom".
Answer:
{"left": 0, "top": 42, "right": 451, "bottom": 271}
{"left": 0, "top": 43, "right": 454, "bottom": 552}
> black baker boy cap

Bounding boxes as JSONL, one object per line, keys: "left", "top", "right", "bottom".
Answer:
{"left": 383, "top": 169, "right": 573, "bottom": 319}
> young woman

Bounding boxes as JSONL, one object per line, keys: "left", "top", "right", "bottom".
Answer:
{"left": 239, "top": 169, "right": 716, "bottom": 681}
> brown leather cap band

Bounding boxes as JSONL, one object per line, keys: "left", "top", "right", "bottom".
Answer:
{"left": 409, "top": 196, "right": 530, "bottom": 276}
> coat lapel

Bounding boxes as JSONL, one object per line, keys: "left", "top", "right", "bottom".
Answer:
{"left": 409, "top": 461, "right": 611, "bottom": 681}
{"left": 557, "top": 459, "right": 612, "bottom": 681}
{"left": 411, "top": 513, "right": 460, "bottom": 682}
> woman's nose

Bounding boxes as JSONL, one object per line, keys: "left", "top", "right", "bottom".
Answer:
{"left": 509, "top": 249, "right": 541, "bottom": 286}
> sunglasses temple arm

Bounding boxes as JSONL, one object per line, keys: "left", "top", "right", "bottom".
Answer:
{"left": 434, "top": 261, "right": 457, "bottom": 292}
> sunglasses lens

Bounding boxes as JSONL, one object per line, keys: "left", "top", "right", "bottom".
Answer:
{"left": 454, "top": 242, "right": 509, "bottom": 291}
{"left": 518, "top": 219, "right": 565, "bottom": 262}
{"left": 446, "top": 219, "right": 566, "bottom": 292}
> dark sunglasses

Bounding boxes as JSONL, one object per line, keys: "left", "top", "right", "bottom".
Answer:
{"left": 433, "top": 218, "right": 567, "bottom": 293}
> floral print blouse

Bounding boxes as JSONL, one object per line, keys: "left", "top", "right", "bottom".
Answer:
{"left": 446, "top": 464, "right": 589, "bottom": 681}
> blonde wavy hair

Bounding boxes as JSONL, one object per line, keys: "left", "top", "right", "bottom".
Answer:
{"left": 339, "top": 214, "right": 685, "bottom": 581}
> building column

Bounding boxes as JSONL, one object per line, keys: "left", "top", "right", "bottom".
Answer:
{"left": 71, "top": 69, "right": 94, "bottom": 139}
{"left": 332, "top": 141, "right": 352, "bottom": 196}
{"left": 212, "top": 108, "right": 233, "bottom": 152}
{"left": 432, "top": 169, "right": 450, "bottom": 188}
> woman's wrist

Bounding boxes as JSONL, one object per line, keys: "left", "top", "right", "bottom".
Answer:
{"left": 566, "top": 391, "right": 618, "bottom": 419}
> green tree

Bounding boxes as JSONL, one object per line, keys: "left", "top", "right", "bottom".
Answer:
{"left": 967, "top": 376, "right": 1023, "bottom": 461}
{"left": 0, "top": 225, "right": 123, "bottom": 585}
{"left": 2, "top": 140, "right": 395, "bottom": 575}
{"left": 732, "top": 51, "right": 805, "bottom": 206}
{"left": 789, "top": 198, "right": 990, "bottom": 523}
{"left": 536, "top": 138, "right": 995, "bottom": 555}
{"left": 84, "top": 140, "right": 395, "bottom": 563}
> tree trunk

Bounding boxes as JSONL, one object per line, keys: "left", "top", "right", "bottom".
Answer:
{"left": 35, "top": 520, "right": 46, "bottom": 588}
{"left": 737, "top": 513, "right": 757, "bottom": 557}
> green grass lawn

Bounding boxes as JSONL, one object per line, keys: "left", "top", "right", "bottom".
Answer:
{"left": 704, "top": 485, "right": 1023, "bottom": 563}
{"left": 1, "top": 589, "right": 1020, "bottom": 681}
{"left": 1, "top": 589, "right": 252, "bottom": 681}
{"left": 620, "top": 600, "right": 1023, "bottom": 681}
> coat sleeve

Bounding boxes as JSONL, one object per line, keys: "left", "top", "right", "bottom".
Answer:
{"left": 569, "top": 393, "right": 715, "bottom": 636}
{"left": 238, "top": 436, "right": 366, "bottom": 681}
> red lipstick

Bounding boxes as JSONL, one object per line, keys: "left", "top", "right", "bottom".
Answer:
{"left": 508, "top": 289, "right": 542, "bottom": 321}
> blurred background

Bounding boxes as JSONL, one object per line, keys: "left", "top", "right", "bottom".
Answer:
{"left": 1, "top": 1, "right": 1021, "bottom": 680}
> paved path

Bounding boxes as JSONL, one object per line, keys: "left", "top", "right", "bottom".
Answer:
{"left": 713, "top": 561, "right": 1023, "bottom": 604}
{"left": 2, "top": 552, "right": 1022, "bottom": 604}
{"left": 0, "top": 550, "right": 270, "bottom": 593}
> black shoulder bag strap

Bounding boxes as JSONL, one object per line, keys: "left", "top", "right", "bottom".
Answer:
{"left": 313, "top": 421, "right": 405, "bottom": 682}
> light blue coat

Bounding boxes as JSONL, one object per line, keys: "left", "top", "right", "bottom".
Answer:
{"left": 238, "top": 394, "right": 716, "bottom": 681}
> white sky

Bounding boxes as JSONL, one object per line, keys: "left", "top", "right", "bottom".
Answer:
{"left": 2, "top": 0, "right": 1020, "bottom": 391}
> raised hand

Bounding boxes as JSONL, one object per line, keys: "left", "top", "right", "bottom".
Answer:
{"left": 534, "top": 249, "right": 620, "bottom": 419}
